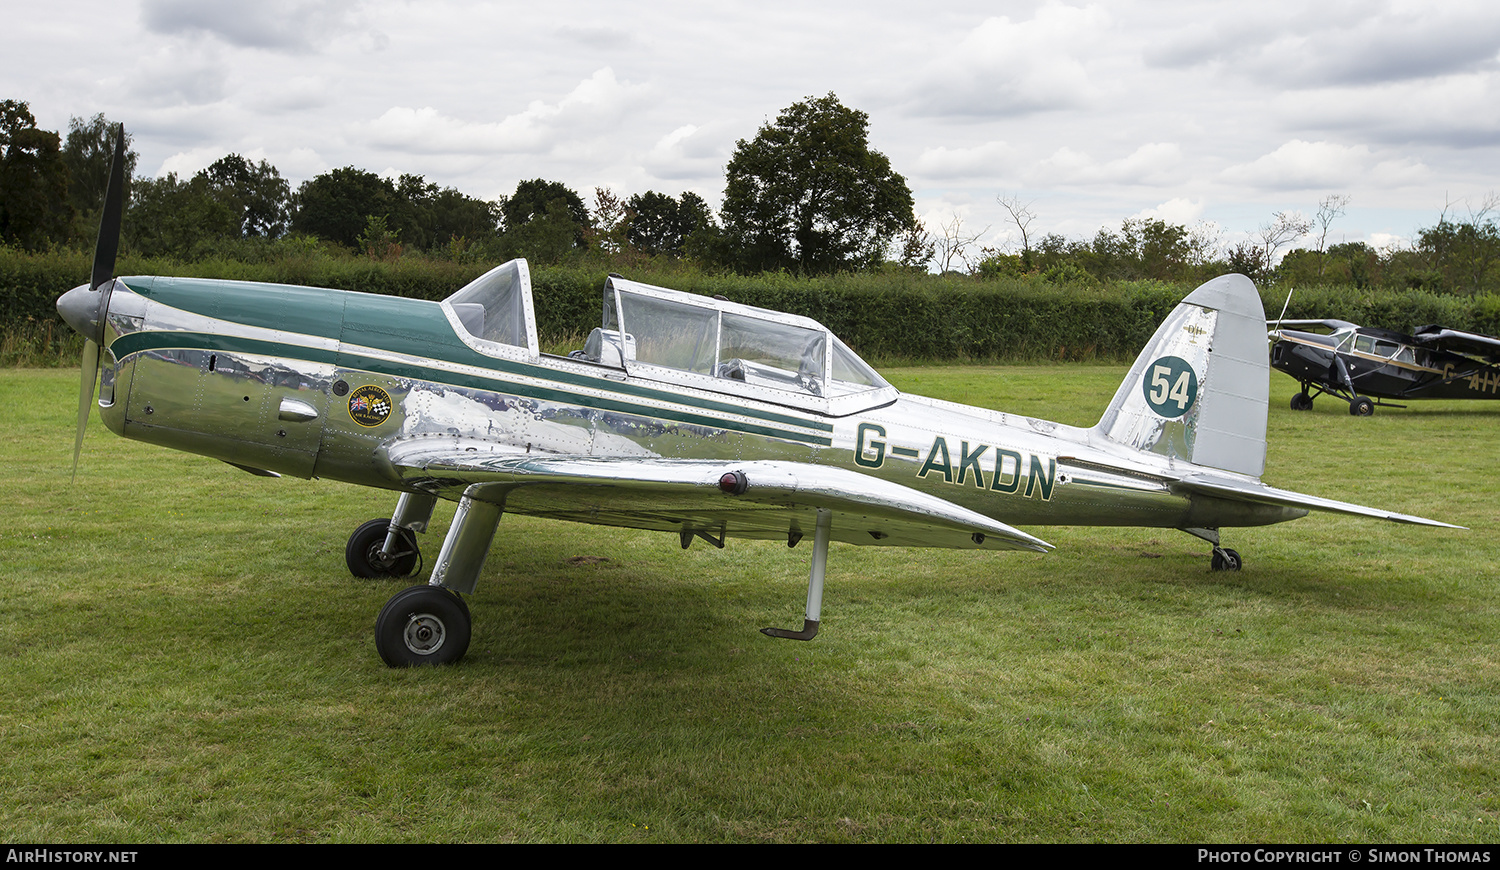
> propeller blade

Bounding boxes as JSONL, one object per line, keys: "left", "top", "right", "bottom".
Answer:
{"left": 90, "top": 125, "right": 127, "bottom": 296}
{"left": 72, "top": 339, "right": 100, "bottom": 482}
{"left": 67, "top": 123, "right": 127, "bottom": 480}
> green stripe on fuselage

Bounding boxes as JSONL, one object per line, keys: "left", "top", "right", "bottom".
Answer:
{"left": 117, "top": 276, "right": 833, "bottom": 438}
{"left": 110, "top": 329, "right": 833, "bottom": 446}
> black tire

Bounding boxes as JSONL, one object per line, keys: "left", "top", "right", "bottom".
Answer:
{"left": 1290, "top": 392, "right": 1314, "bottom": 411}
{"left": 1211, "top": 548, "right": 1242, "bottom": 572}
{"left": 346, "top": 518, "right": 420, "bottom": 578}
{"left": 1350, "top": 397, "right": 1375, "bottom": 417}
{"left": 375, "top": 585, "right": 472, "bottom": 667}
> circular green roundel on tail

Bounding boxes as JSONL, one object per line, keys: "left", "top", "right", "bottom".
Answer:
{"left": 1142, "top": 356, "right": 1198, "bottom": 418}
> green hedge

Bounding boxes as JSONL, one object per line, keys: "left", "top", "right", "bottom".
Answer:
{"left": 8, "top": 247, "right": 1500, "bottom": 364}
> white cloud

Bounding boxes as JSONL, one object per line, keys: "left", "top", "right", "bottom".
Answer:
{"left": 1278, "top": 75, "right": 1500, "bottom": 149}
{"left": 367, "top": 68, "right": 648, "bottom": 156}
{"left": 127, "top": 46, "right": 229, "bottom": 107}
{"left": 904, "top": 2, "right": 1113, "bottom": 117}
{"left": 642, "top": 122, "right": 734, "bottom": 181}
{"left": 1220, "top": 140, "right": 1429, "bottom": 190}
{"left": 914, "top": 141, "right": 1014, "bottom": 180}
{"left": 1129, "top": 197, "right": 1206, "bottom": 225}
{"left": 155, "top": 146, "right": 227, "bottom": 178}
{"left": 1147, "top": 3, "right": 1500, "bottom": 87}
{"left": 1030, "top": 142, "right": 1185, "bottom": 186}
{"left": 141, "top": 0, "right": 368, "bottom": 53}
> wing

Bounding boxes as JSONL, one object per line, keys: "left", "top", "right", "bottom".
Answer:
{"left": 1269, "top": 318, "right": 1358, "bottom": 332}
{"left": 386, "top": 441, "right": 1052, "bottom": 552}
{"left": 1411, "top": 325, "right": 1500, "bottom": 362}
{"left": 1172, "top": 471, "right": 1464, "bottom": 529}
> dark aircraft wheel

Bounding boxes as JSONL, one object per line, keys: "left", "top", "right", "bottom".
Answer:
{"left": 375, "top": 585, "right": 472, "bottom": 667}
{"left": 1350, "top": 397, "right": 1375, "bottom": 417}
{"left": 1211, "top": 548, "right": 1242, "bottom": 572}
{"left": 1290, "top": 392, "right": 1314, "bottom": 411}
{"left": 346, "top": 519, "right": 420, "bottom": 578}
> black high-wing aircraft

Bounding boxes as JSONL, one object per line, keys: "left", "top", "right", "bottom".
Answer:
{"left": 1270, "top": 319, "right": 1500, "bottom": 415}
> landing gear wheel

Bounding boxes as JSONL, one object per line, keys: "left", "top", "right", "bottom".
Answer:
{"left": 1350, "top": 397, "right": 1375, "bottom": 417}
{"left": 346, "top": 518, "right": 420, "bottom": 578}
{"left": 375, "top": 585, "right": 472, "bottom": 667}
{"left": 1290, "top": 392, "right": 1314, "bottom": 411}
{"left": 1211, "top": 547, "right": 1242, "bottom": 572}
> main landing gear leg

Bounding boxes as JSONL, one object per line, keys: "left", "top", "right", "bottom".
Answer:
{"left": 374, "top": 487, "right": 501, "bottom": 667}
{"left": 1181, "top": 526, "right": 1242, "bottom": 572}
{"left": 762, "top": 508, "right": 832, "bottom": 641}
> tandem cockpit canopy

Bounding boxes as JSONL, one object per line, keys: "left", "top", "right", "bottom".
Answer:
{"left": 582, "top": 274, "right": 897, "bottom": 415}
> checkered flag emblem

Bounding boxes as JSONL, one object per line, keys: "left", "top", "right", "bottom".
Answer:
{"left": 349, "top": 385, "right": 394, "bottom": 427}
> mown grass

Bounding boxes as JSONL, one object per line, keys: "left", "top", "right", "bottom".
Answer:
{"left": 1, "top": 367, "right": 1496, "bottom": 842}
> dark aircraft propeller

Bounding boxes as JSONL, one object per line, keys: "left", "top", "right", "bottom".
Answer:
{"left": 56, "top": 125, "right": 127, "bottom": 480}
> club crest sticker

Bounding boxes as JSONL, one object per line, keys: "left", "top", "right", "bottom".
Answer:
{"left": 1142, "top": 356, "right": 1198, "bottom": 418}
{"left": 348, "top": 384, "right": 393, "bottom": 427}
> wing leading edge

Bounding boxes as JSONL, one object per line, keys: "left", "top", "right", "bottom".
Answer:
{"left": 387, "top": 442, "right": 1053, "bottom": 552}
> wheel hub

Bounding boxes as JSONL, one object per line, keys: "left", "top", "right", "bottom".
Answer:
{"left": 402, "top": 613, "right": 447, "bottom": 655}
{"left": 367, "top": 543, "right": 396, "bottom": 570}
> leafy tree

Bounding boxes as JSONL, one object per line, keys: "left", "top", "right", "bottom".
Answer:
{"left": 202, "top": 154, "right": 292, "bottom": 238}
{"left": 720, "top": 93, "right": 917, "bottom": 274}
{"left": 1226, "top": 242, "right": 1263, "bottom": 281}
{"left": 0, "top": 100, "right": 73, "bottom": 250}
{"left": 292, "top": 167, "right": 400, "bottom": 249}
{"left": 590, "top": 187, "right": 630, "bottom": 255}
{"left": 1416, "top": 196, "right": 1500, "bottom": 294}
{"left": 498, "top": 197, "right": 582, "bottom": 265}
{"left": 423, "top": 186, "right": 500, "bottom": 250}
{"left": 62, "top": 113, "right": 138, "bottom": 218}
{"left": 625, "top": 190, "right": 681, "bottom": 256}
{"left": 124, "top": 172, "right": 240, "bottom": 257}
{"left": 1328, "top": 241, "right": 1381, "bottom": 289}
{"left": 623, "top": 190, "right": 717, "bottom": 259}
{"left": 500, "top": 178, "right": 588, "bottom": 248}
{"left": 895, "top": 222, "right": 936, "bottom": 273}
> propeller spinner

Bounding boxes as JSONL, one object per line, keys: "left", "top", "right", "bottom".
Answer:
{"left": 56, "top": 124, "right": 127, "bottom": 479}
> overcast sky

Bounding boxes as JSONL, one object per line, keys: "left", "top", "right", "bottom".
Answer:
{"left": 8, "top": 0, "right": 1500, "bottom": 259}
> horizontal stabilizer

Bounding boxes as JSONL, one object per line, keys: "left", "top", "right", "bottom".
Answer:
{"left": 1172, "top": 472, "right": 1464, "bottom": 529}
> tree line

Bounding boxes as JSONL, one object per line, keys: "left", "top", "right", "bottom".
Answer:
{"left": 4, "top": 94, "right": 1500, "bottom": 294}
{"left": 0, "top": 94, "right": 922, "bottom": 276}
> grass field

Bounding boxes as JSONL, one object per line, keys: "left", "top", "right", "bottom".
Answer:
{"left": 2, "top": 366, "right": 1497, "bottom": 843}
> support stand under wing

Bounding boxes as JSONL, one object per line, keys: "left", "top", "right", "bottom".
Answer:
{"left": 761, "top": 508, "right": 832, "bottom": 641}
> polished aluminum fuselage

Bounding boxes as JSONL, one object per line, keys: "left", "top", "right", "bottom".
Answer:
{"left": 95, "top": 276, "right": 1300, "bottom": 540}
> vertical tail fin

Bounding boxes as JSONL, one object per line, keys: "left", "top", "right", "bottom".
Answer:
{"left": 1093, "top": 274, "right": 1269, "bottom": 477}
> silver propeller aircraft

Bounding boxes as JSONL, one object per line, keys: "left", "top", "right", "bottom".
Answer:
{"left": 58, "top": 131, "right": 1458, "bottom": 666}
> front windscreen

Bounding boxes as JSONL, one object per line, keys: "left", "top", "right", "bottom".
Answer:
{"left": 446, "top": 261, "right": 529, "bottom": 348}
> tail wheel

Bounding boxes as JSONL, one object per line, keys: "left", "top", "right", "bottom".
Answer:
{"left": 1211, "top": 548, "right": 1242, "bottom": 572}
